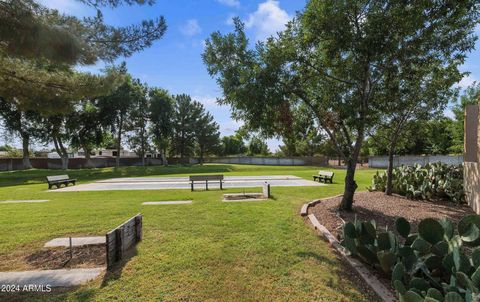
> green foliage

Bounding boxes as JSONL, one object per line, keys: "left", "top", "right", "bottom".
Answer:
{"left": 247, "top": 136, "right": 270, "bottom": 156}
{"left": 220, "top": 135, "right": 246, "bottom": 156}
{"left": 0, "top": 0, "right": 166, "bottom": 65}
{"left": 368, "top": 163, "right": 465, "bottom": 204}
{"left": 342, "top": 215, "right": 480, "bottom": 301}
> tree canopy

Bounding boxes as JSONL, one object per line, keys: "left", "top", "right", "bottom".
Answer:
{"left": 203, "top": 0, "right": 480, "bottom": 210}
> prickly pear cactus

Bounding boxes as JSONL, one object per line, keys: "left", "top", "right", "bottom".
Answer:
{"left": 342, "top": 215, "right": 480, "bottom": 302}
{"left": 368, "top": 163, "right": 465, "bottom": 204}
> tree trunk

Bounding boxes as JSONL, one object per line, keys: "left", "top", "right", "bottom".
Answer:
{"left": 199, "top": 146, "right": 204, "bottom": 165}
{"left": 53, "top": 136, "right": 69, "bottom": 170}
{"left": 161, "top": 148, "right": 168, "bottom": 166}
{"left": 116, "top": 116, "right": 123, "bottom": 169}
{"left": 83, "top": 145, "right": 94, "bottom": 168}
{"left": 21, "top": 133, "right": 32, "bottom": 169}
{"left": 141, "top": 130, "right": 145, "bottom": 167}
{"left": 339, "top": 134, "right": 364, "bottom": 211}
{"left": 385, "top": 141, "right": 397, "bottom": 195}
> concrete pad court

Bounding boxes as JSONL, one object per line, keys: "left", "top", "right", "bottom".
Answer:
{"left": 52, "top": 175, "right": 325, "bottom": 192}
{"left": 44, "top": 237, "right": 106, "bottom": 247}
{"left": 0, "top": 268, "right": 104, "bottom": 287}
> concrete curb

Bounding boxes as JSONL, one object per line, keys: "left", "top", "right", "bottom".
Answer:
{"left": 301, "top": 198, "right": 397, "bottom": 302}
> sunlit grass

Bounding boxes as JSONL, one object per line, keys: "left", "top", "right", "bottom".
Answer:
{"left": 0, "top": 164, "right": 379, "bottom": 301}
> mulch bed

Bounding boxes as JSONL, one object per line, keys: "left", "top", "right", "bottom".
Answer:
{"left": 308, "top": 191, "right": 476, "bottom": 299}
{"left": 310, "top": 191, "right": 474, "bottom": 240}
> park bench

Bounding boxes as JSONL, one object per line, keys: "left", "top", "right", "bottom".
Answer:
{"left": 312, "top": 171, "right": 334, "bottom": 183}
{"left": 46, "top": 175, "right": 77, "bottom": 189}
{"left": 189, "top": 174, "right": 224, "bottom": 191}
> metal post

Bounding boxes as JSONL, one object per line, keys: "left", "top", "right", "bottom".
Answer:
{"left": 206, "top": 180, "right": 208, "bottom": 190}
{"left": 69, "top": 237, "right": 73, "bottom": 260}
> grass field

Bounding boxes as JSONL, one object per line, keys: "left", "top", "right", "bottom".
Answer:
{"left": 0, "top": 164, "right": 379, "bottom": 301}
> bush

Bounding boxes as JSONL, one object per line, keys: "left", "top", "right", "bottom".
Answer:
{"left": 342, "top": 215, "right": 480, "bottom": 301}
{"left": 368, "top": 162, "right": 465, "bottom": 203}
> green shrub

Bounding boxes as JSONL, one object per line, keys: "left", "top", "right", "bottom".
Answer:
{"left": 368, "top": 162, "right": 465, "bottom": 203}
{"left": 342, "top": 215, "right": 480, "bottom": 301}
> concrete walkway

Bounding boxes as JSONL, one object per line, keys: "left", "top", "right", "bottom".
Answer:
{"left": 52, "top": 175, "right": 325, "bottom": 192}
{"left": 0, "top": 200, "right": 49, "bottom": 204}
{"left": 142, "top": 200, "right": 192, "bottom": 205}
{"left": 44, "top": 237, "right": 105, "bottom": 248}
{"left": 0, "top": 268, "right": 104, "bottom": 287}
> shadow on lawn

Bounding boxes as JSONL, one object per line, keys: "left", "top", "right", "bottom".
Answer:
{"left": 101, "top": 247, "right": 138, "bottom": 288}
{"left": 0, "top": 164, "right": 236, "bottom": 188}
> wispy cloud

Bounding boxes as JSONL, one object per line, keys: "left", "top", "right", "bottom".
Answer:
{"left": 245, "top": 0, "right": 291, "bottom": 41}
{"left": 180, "top": 19, "right": 202, "bottom": 37}
{"left": 458, "top": 74, "right": 477, "bottom": 89}
{"left": 216, "top": 0, "right": 240, "bottom": 8}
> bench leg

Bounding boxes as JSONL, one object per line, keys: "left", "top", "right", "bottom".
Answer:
{"left": 191, "top": 182, "right": 194, "bottom": 191}
{"left": 206, "top": 180, "right": 208, "bottom": 190}
{"left": 220, "top": 181, "right": 223, "bottom": 190}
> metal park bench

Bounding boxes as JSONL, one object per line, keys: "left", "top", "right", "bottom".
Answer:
{"left": 46, "top": 175, "right": 77, "bottom": 189}
{"left": 312, "top": 171, "right": 334, "bottom": 183}
{"left": 189, "top": 174, "right": 224, "bottom": 191}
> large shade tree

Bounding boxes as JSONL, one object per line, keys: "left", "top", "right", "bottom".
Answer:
{"left": 203, "top": 1, "right": 480, "bottom": 211}
{"left": 149, "top": 88, "right": 174, "bottom": 165}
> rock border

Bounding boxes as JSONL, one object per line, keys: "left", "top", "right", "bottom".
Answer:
{"left": 301, "top": 197, "right": 397, "bottom": 302}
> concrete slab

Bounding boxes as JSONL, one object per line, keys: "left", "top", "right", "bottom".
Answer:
{"left": 142, "top": 200, "right": 192, "bottom": 205}
{"left": 44, "top": 237, "right": 105, "bottom": 248}
{"left": 52, "top": 175, "right": 325, "bottom": 192}
{"left": 0, "top": 200, "right": 49, "bottom": 204}
{"left": 0, "top": 268, "right": 104, "bottom": 287}
{"left": 222, "top": 198, "right": 269, "bottom": 202}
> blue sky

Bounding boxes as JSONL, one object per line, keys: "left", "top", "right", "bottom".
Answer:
{"left": 41, "top": 0, "right": 480, "bottom": 152}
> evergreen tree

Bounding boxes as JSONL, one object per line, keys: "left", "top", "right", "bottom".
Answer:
{"left": 195, "top": 111, "right": 220, "bottom": 164}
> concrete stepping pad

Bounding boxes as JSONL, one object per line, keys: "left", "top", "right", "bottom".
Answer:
{"left": 222, "top": 198, "right": 268, "bottom": 202}
{"left": 142, "top": 200, "right": 192, "bottom": 205}
{"left": 0, "top": 268, "right": 104, "bottom": 287}
{"left": 0, "top": 200, "right": 49, "bottom": 204}
{"left": 44, "top": 237, "right": 105, "bottom": 248}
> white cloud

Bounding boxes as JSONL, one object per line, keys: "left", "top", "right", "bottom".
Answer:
{"left": 180, "top": 19, "right": 202, "bottom": 37}
{"left": 193, "top": 95, "right": 221, "bottom": 108}
{"left": 245, "top": 0, "right": 291, "bottom": 41}
{"left": 458, "top": 74, "right": 477, "bottom": 89}
{"left": 216, "top": 0, "right": 240, "bottom": 8}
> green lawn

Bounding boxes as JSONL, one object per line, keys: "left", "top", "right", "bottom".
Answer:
{"left": 0, "top": 164, "right": 379, "bottom": 301}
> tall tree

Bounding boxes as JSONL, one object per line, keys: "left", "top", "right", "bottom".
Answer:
{"left": 195, "top": 111, "right": 220, "bottom": 164}
{"left": 0, "top": 97, "right": 41, "bottom": 169}
{"left": 128, "top": 82, "right": 150, "bottom": 166}
{"left": 373, "top": 58, "right": 458, "bottom": 195}
{"left": 171, "top": 94, "right": 202, "bottom": 161}
{"left": 203, "top": 1, "right": 479, "bottom": 211}
{"left": 149, "top": 88, "right": 174, "bottom": 165}
{"left": 39, "top": 114, "right": 71, "bottom": 170}
{"left": 68, "top": 100, "right": 107, "bottom": 168}
{"left": 99, "top": 76, "right": 139, "bottom": 168}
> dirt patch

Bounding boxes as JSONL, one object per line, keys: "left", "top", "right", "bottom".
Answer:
{"left": 25, "top": 245, "right": 105, "bottom": 270}
{"left": 0, "top": 245, "right": 105, "bottom": 272}
{"left": 310, "top": 191, "right": 474, "bottom": 239}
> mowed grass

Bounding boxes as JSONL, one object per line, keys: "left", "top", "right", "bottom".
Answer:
{"left": 0, "top": 164, "right": 379, "bottom": 301}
